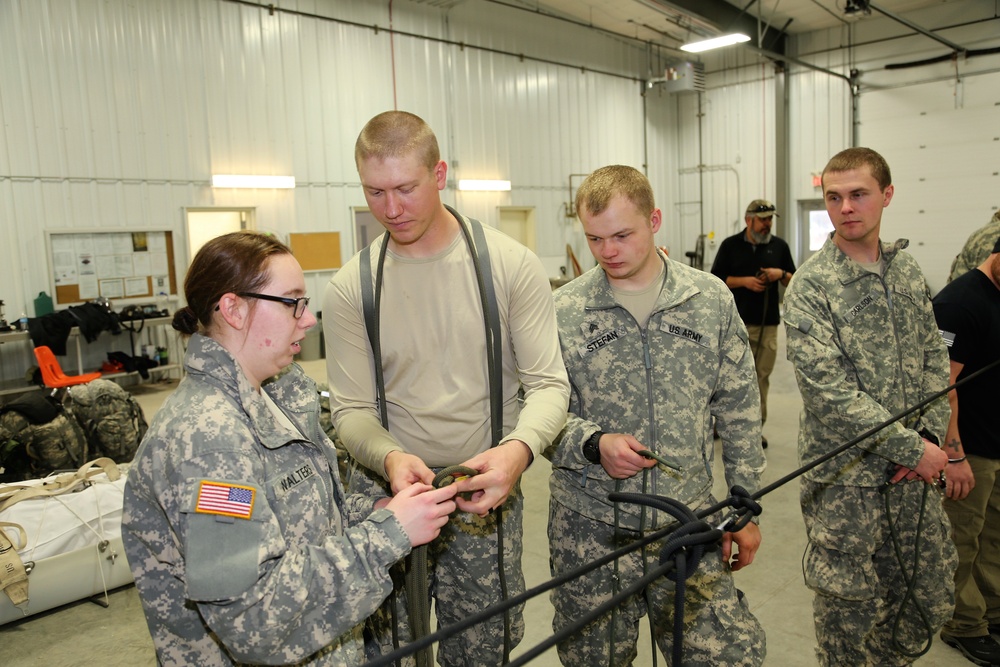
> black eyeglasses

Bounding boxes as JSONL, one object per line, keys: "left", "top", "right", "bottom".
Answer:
{"left": 237, "top": 292, "right": 311, "bottom": 319}
{"left": 749, "top": 204, "right": 776, "bottom": 214}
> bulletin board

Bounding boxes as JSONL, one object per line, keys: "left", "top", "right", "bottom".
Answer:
{"left": 45, "top": 229, "right": 178, "bottom": 308}
{"left": 288, "top": 232, "right": 342, "bottom": 271}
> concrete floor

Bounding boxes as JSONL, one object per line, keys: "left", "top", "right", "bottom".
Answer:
{"left": 1, "top": 329, "right": 971, "bottom": 666}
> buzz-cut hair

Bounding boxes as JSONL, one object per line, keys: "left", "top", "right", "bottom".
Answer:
{"left": 575, "top": 165, "right": 655, "bottom": 219}
{"left": 822, "top": 147, "right": 892, "bottom": 191}
{"left": 355, "top": 110, "right": 440, "bottom": 171}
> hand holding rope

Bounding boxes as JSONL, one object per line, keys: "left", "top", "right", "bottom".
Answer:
{"left": 366, "top": 358, "right": 1000, "bottom": 667}
{"left": 403, "top": 466, "right": 482, "bottom": 667}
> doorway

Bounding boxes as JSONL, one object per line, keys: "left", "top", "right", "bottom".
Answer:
{"left": 352, "top": 208, "right": 383, "bottom": 252}
{"left": 498, "top": 207, "right": 536, "bottom": 250}
{"left": 184, "top": 207, "right": 255, "bottom": 267}
{"left": 796, "top": 199, "right": 832, "bottom": 265}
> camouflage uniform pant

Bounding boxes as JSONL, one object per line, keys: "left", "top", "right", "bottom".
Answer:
{"left": 348, "top": 463, "right": 525, "bottom": 667}
{"left": 548, "top": 499, "right": 765, "bottom": 667}
{"left": 800, "top": 480, "right": 958, "bottom": 667}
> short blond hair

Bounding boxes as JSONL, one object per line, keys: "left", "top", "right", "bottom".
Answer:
{"left": 576, "top": 165, "right": 655, "bottom": 219}
{"left": 355, "top": 110, "right": 440, "bottom": 170}
{"left": 822, "top": 147, "right": 892, "bottom": 191}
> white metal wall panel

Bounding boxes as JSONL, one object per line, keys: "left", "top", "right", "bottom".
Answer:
{"left": 644, "top": 89, "right": 688, "bottom": 262}
{"left": 2, "top": 0, "right": 996, "bottom": 385}
{"left": 675, "top": 63, "right": 780, "bottom": 269}
{"left": 0, "top": 0, "right": 653, "bottom": 382}
{"left": 788, "top": 1, "right": 1000, "bottom": 292}
{"left": 860, "top": 72, "right": 1000, "bottom": 292}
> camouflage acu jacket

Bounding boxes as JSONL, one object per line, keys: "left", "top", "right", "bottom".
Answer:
{"left": 122, "top": 334, "right": 410, "bottom": 666}
{"left": 783, "top": 237, "right": 950, "bottom": 487}
{"left": 949, "top": 211, "right": 1000, "bottom": 282}
{"left": 546, "top": 254, "right": 765, "bottom": 531}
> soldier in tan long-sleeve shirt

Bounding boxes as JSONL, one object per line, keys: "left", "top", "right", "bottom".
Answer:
{"left": 324, "top": 110, "right": 569, "bottom": 667}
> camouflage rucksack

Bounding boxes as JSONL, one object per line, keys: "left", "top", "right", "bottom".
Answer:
{"left": 0, "top": 393, "right": 89, "bottom": 482}
{"left": 65, "top": 379, "right": 148, "bottom": 463}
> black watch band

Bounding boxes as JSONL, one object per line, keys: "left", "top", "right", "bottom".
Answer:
{"left": 583, "top": 430, "right": 605, "bottom": 464}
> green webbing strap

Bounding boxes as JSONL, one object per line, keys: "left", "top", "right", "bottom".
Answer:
{"left": 463, "top": 209, "right": 503, "bottom": 447}
{"left": 404, "top": 544, "right": 432, "bottom": 667}
{"left": 360, "top": 213, "right": 509, "bottom": 665}
{"left": 460, "top": 209, "right": 512, "bottom": 663}
{"left": 359, "top": 236, "right": 391, "bottom": 429}
{"left": 361, "top": 235, "right": 410, "bottom": 667}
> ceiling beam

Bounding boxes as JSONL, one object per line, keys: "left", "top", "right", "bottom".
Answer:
{"left": 867, "top": 1, "right": 967, "bottom": 53}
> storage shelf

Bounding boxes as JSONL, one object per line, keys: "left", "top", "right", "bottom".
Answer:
{"left": 0, "top": 317, "right": 183, "bottom": 399}
{"left": 0, "top": 364, "right": 182, "bottom": 397}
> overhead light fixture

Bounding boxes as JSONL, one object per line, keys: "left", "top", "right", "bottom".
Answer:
{"left": 211, "top": 174, "right": 296, "bottom": 189}
{"left": 680, "top": 33, "right": 751, "bottom": 53}
{"left": 458, "top": 179, "right": 511, "bottom": 192}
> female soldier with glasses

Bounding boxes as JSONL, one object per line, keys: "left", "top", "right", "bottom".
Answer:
{"left": 122, "top": 231, "right": 457, "bottom": 666}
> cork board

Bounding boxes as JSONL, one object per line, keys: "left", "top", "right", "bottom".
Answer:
{"left": 288, "top": 232, "right": 342, "bottom": 271}
{"left": 47, "top": 230, "right": 178, "bottom": 307}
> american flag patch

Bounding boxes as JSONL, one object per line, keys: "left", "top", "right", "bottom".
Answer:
{"left": 939, "top": 329, "right": 956, "bottom": 348}
{"left": 195, "top": 481, "right": 255, "bottom": 519}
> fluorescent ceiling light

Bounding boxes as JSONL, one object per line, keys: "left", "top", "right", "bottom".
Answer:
{"left": 211, "top": 174, "right": 296, "bottom": 189}
{"left": 458, "top": 179, "right": 511, "bottom": 192}
{"left": 680, "top": 33, "right": 751, "bottom": 53}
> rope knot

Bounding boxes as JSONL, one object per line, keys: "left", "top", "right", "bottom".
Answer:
{"left": 659, "top": 519, "right": 717, "bottom": 582}
{"left": 729, "top": 485, "right": 762, "bottom": 518}
{"left": 432, "top": 465, "right": 479, "bottom": 489}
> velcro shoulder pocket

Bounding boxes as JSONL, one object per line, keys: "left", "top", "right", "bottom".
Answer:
{"left": 180, "top": 479, "right": 265, "bottom": 601}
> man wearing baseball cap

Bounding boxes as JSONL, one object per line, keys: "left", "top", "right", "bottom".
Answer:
{"left": 710, "top": 199, "right": 796, "bottom": 449}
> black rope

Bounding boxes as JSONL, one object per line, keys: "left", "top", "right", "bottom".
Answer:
{"left": 709, "top": 355, "right": 1000, "bottom": 515}
{"left": 611, "top": 491, "right": 734, "bottom": 666}
{"left": 362, "top": 486, "right": 762, "bottom": 667}
{"left": 364, "top": 357, "right": 1000, "bottom": 666}
{"left": 362, "top": 512, "right": 680, "bottom": 667}
{"left": 884, "top": 481, "right": 936, "bottom": 658}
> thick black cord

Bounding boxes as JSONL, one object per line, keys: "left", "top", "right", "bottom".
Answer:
{"left": 365, "top": 359, "right": 1000, "bottom": 667}
{"left": 508, "top": 522, "right": 724, "bottom": 667}
{"left": 883, "top": 481, "right": 935, "bottom": 659}
{"left": 363, "top": 488, "right": 759, "bottom": 667}
{"left": 703, "top": 355, "right": 1000, "bottom": 516}
{"left": 362, "top": 517, "right": 680, "bottom": 667}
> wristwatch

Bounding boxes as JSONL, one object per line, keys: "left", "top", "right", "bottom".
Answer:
{"left": 583, "top": 430, "right": 605, "bottom": 464}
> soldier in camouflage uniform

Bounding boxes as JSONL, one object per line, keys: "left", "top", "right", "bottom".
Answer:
{"left": 783, "top": 147, "right": 957, "bottom": 666}
{"left": 122, "top": 232, "right": 456, "bottom": 666}
{"left": 546, "top": 165, "right": 766, "bottom": 666}
{"left": 949, "top": 210, "right": 1000, "bottom": 282}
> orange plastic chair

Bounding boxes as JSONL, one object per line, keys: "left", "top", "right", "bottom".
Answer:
{"left": 33, "top": 346, "right": 102, "bottom": 389}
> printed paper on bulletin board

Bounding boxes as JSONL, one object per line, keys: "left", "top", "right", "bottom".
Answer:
{"left": 46, "top": 229, "right": 178, "bottom": 307}
{"left": 289, "top": 232, "right": 341, "bottom": 271}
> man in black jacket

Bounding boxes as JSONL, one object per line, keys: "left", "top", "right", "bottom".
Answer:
{"left": 710, "top": 199, "right": 795, "bottom": 449}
